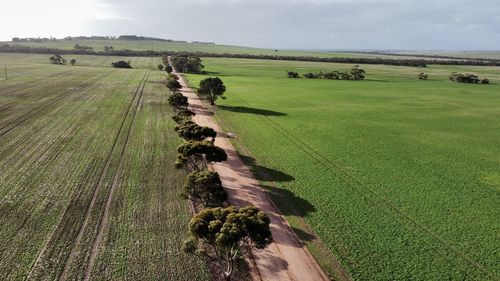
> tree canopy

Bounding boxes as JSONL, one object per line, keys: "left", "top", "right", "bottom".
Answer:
{"left": 198, "top": 77, "right": 226, "bottom": 105}
{"left": 166, "top": 79, "right": 182, "bottom": 92}
{"left": 171, "top": 55, "right": 204, "bottom": 74}
{"left": 175, "top": 140, "right": 227, "bottom": 170}
{"left": 49, "top": 54, "right": 66, "bottom": 65}
{"left": 175, "top": 121, "right": 217, "bottom": 141}
{"left": 184, "top": 205, "right": 273, "bottom": 280}
{"left": 183, "top": 171, "right": 227, "bottom": 207}
{"left": 111, "top": 60, "right": 132, "bottom": 68}
{"left": 168, "top": 92, "right": 188, "bottom": 109}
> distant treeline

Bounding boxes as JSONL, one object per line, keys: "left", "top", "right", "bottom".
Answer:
{"left": 356, "top": 51, "right": 500, "bottom": 64}
{"left": 11, "top": 35, "right": 215, "bottom": 45}
{"left": 2, "top": 43, "right": 500, "bottom": 67}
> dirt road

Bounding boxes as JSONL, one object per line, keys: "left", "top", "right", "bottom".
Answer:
{"left": 171, "top": 62, "right": 330, "bottom": 281}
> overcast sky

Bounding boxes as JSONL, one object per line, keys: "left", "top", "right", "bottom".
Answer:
{"left": 1, "top": 0, "right": 499, "bottom": 50}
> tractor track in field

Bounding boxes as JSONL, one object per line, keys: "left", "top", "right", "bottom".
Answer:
{"left": 0, "top": 71, "right": 113, "bottom": 138}
{"left": 24, "top": 70, "right": 140, "bottom": 280}
{"left": 0, "top": 80, "right": 115, "bottom": 202}
{"left": 56, "top": 66, "right": 150, "bottom": 281}
{"left": 227, "top": 95, "right": 495, "bottom": 278}
{"left": 0, "top": 79, "right": 115, "bottom": 164}
{"left": 80, "top": 68, "right": 149, "bottom": 281}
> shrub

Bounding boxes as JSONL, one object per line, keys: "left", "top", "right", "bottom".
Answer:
{"left": 111, "top": 60, "right": 132, "bottom": 68}
{"left": 418, "top": 73, "right": 429, "bottom": 80}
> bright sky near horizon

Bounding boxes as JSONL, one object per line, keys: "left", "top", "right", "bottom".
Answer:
{"left": 1, "top": 0, "right": 499, "bottom": 50}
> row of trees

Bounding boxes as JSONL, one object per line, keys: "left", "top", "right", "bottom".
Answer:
{"left": 165, "top": 64, "right": 272, "bottom": 280}
{"left": 164, "top": 55, "right": 205, "bottom": 74}
{"left": 449, "top": 73, "right": 489, "bottom": 84}
{"left": 8, "top": 44, "right": 500, "bottom": 67}
{"left": 290, "top": 65, "right": 366, "bottom": 80}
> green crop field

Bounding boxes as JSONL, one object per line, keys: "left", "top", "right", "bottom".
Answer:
{"left": 185, "top": 58, "right": 500, "bottom": 280}
{"left": 0, "top": 53, "right": 210, "bottom": 280}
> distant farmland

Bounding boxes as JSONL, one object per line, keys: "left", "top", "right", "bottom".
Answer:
{"left": 185, "top": 58, "right": 500, "bottom": 280}
{"left": 0, "top": 53, "right": 210, "bottom": 280}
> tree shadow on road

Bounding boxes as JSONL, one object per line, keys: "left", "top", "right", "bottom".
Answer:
{"left": 219, "top": 105, "right": 287, "bottom": 116}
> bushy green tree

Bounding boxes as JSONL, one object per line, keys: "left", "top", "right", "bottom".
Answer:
{"left": 111, "top": 61, "right": 132, "bottom": 68}
{"left": 165, "top": 65, "right": 173, "bottom": 74}
{"left": 171, "top": 55, "right": 204, "bottom": 74}
{"left": 418, "top": 72, "right": 429, "bottom": 80}
{"left": 184, "top": 205, "right": 273, "bottom": 280}
{"left": 350, "top": 65, "right": 366, "bottom": 80}
{"left": 70, "top": 59, "right": 76, "bottom": 66}
{"left": 168, "top": 92, "right": 188, "bottom": 109}
{"left": 198, "top": 77, "right": 226, "bottom": 105}
{"left": 172, "top": 109, "right": 196, "bottom": 124}
{"left": 175, "top": 140, "right": 227, "bottom": 170}
{"left": 49, "top": 54, "right": 66, "bottom": 65}
{"left": 449, "top": 72, "right": 481, "bottom": 83}
{"left": 175, "top": 121, "right": 217, "bottom": 141}
{"left": 183, "top": 171, "right": 227, "bottom": 207}
{"left": 166, "top": 79, "right": 182, "bottom": 92}
{"left": 157, "top": 64, "right": 164, "bottom": 71}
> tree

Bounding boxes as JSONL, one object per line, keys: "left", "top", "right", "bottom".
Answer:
{"left": 175, "top": 140, "right": 227, "bottom": 170}
{"left": 183, "top": 171, "right": 227, "bottom": 207}
{"left": 175, "top": 121, "right": 217, "bottom": 141}
{"left": 481, "top": 78, "right": 490, "bottom": 84}
{"left": 70, "top": 59, "right": 76, "bottom": 66}
{"left": 449, "top": 72, "right": 480, "bottom": 83}
{"left": 157, "top": 64, "right": 164, "bottom": 71}
{"left": 172, "top": 109, "right": 196, "bottom": 124}
{"left": 198, "top": 77, "right": 226, "bottom": 105}
{"left": 350, "top": 65, "right": 366, "bottom": 80}
{"left": 49, "top": 54, "right": 66, "bottom": 65}
{"left": 167, "top": 73, "right": 179, "bottom": 81}
{"left": 168, "top": 92, "right": 188, "bottom": 109}
{"left": 287, "top": 71, "right": 300, "bottom": 78}
{"left": 166, "top": 78, "right": 182, "bottom": 92}
{"left": 111, "top": 60, "right": 132, "bottom": 68}
{"left": 165, "top": 65, "right": 173, "bottom": 74}
{"left": 418, "top": 72, "right": 429, "bottom": 80}
{"left": 171, "top": 55, "right": 204, "bottom": 74}
{"left": 184, "top": 205, "right": 273, "bottom": 281}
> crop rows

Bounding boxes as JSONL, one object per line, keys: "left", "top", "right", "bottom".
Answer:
{"left": 185, "top": 57, "right": 500, "bottom": 280}
{"left": 0, "top": 54, "right": 210, "bottom": 280}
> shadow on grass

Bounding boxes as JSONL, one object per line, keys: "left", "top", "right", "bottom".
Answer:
{"left": 219, "top": 105, "right": 287, "bottom": 116}
{"left": 291, "top": 226, "right": 316, "bottom": 242}
{"left": 262, "top": 184, "right": 316, "bottom": 217}
{"left": 238, "top": 154, "right": 294, "bottom": 182}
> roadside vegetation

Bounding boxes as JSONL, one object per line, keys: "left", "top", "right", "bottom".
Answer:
{"left": 164, "top": 61, "right": 273, "bottom": 280}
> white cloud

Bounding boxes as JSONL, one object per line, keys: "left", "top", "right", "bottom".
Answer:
{"left": 0, "top": 0, "right": 119, "bottom": 40}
